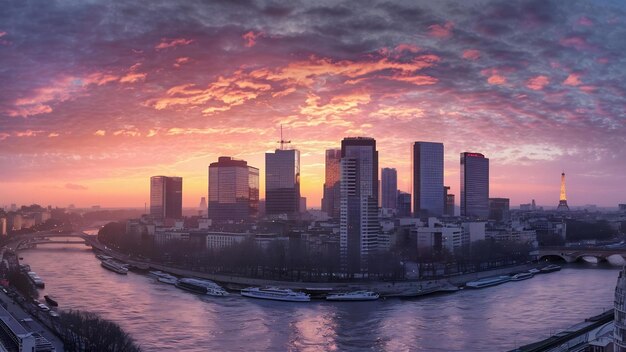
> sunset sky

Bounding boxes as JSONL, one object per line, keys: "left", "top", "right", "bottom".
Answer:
{"left": 1, "top": 0, "right": 624, "bottom": 209}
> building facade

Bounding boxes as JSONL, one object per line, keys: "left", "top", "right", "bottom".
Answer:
{"left": 265, "top": 149, "right": 300, "bottom": 217}
{"left": 460, "top": 152, "right": 489, "bottom": 219}
{"left": 615, "top": 266, "right": 626, "bottom": 352}
{"left": 340, "top": 137, "right": 379, "bottom": 273}
{"left": 381, "top": 168, "right": 398, "bottom": 210}
{"left": 150, "top": 176, "right": 183, "bottom": 220}
{"left": 413, "top": 142, "right": 444, "bottom": 218}
{"left": 208, "top": 157, "right": 259, "bottom": 222}
{"left": 397, "top": 191, "right": 412, "bottom": 217}
{"left": 488, "top": 197, "right": 510, "bottom": 222}
{"left": 322, "top": 149, "right": 341, "bottom": 218}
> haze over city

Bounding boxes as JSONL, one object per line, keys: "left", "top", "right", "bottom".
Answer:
{"left": 1, "top": 0, "right": 625, "bottom": 208}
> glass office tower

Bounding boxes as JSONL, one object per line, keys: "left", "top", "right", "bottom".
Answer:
{"left": 460, "top": 152, "right": 489, "bottom": 218}
{"left": 150, "top": 176, "right": 183, "bottom": 220}
{"left": 322, "top": 149, "right": 341, "bottom": 219}
{"left": 381, "top": 168, "right": 398, "bottom": 210}
{"left": 265, "top": 149, "right": 300, "bottom": 217}
{"left": 208, "top": 157, "right": 259, "bottom": 222}
{"left": 340, "top": 137, "right": 379, "bottom": 273}
{"left": 413, "top": 142, "right": 444, "bottom": 218}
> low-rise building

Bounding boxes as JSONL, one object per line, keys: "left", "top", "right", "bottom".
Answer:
{"left": 414, "top": 218, "right": 466, "bottom": 254}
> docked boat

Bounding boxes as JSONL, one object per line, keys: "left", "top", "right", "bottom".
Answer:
{"left": 465, "top": 276, "right": 511, "bottom": 289}
{"left": 326, "top": 290, "right": 379, "bottom": 301}
{"left": 510, "top": 272, "right": 534, "bottom": 281}
{"left": 44, "top": 295, "right": 58, "bottom": 307}
{"left": 157, "top": 276, "right": 178, "bottom": 285}
{"left": 176, "top": 278, "right": 228, "bottom": 296}
{"left": 540, "top": 264, "right": 562, "bottom": 273}
{"left": 27, "top": 271, "right": 45, "bottom": 288}
{"left": 100, "top": 260, "right": 129, "bottom": 275}
{"left": 240, "top": 287, "right": 310, "bottom": 302}
{"left": 149, "top": 271, "right": 178, "bottom": 285}
{"left": 528, "top": 268, "right": 541, "bottom": 274}
{"left": 96, "top": 254, "right": 113, "bottom": 261}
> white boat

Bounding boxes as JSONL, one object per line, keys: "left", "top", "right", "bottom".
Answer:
{"left": 150, "top": 271, "right": 178, "bottom": 284}
{"left": 465, "top": 276, "right": 511, "bottom": 289}
{"left": 100, "top": 260, "right": 129, "bottom": 275}
{"left": 528, "top": 268, "right": 541, "bottom": 274}
{"left": 96, "top": 254, "right": 113, "bottom": 261}
{"left": 540, "top": 264, "right": 561, "bottom": 273}
{"left": 326, "top": 290, "right": 379, "bottom": 301}
{"left": 157, "top": 276, "right": 178, "bottom": 285}
{"left": 27, "top": 271, "right": 45, "bottom": 288}
{"left": 176, "top": 278, "right": 228, "bottom": 296}
{"left": 241, "top": 287, "right": 310, "bottom": 302}
{"left": 510, "top": 272, "right": 534, "bottom": 281}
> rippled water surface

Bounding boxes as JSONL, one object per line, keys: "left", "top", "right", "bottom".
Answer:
{"left": 20, "top": 243, "right": 619, "bottom": 351}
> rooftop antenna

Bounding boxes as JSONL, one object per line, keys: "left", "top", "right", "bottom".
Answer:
{"left": 277, "top": 124, "right": 291, "bottom": 150}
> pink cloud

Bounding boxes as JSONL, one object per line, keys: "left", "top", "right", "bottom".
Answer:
{"left": 559, "top": 36, "right": 592, "bottom": 50}
{"left": 526, "top": 75, "right": 550, "bottom": 90}
{"left": 155, "top": 38, "right": 194, "bottom": 50}
{"left": 577, "top": 16, "right": 593, "bottom": 26}
{"left": 15, "top": 130, "right": 45, "bottom": 137}
{"left": 119, "top": 72, "right": 147, "bottom": 83}
{"left": 579, "top": 85, "right": 597, "bottom": 93}
{"left": 481, "top": 68, "right": 506, "bottom": 85}
{"left": 462, "top": 49, "right": 480, "bottom": 60}
{"left": 596, "top": 57, "right": 609, "bottom": 64}
{"left": 242, "top": 31, "right": 264, "bottom": 47}
{"left": 0, "top": 31, "right": 9, "bottom": 45}
{"left": 174, "top": 57, "right": 190, "bottom": 68}
{"left": 428, "top": 21, "right": 454, "bottom": 39}
{"left": 563, "top": 73, "right": 582, "bottom": 86}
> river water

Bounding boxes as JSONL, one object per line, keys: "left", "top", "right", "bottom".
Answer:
{"left": 19, "top": 241, "right": 619, "bottom": 351}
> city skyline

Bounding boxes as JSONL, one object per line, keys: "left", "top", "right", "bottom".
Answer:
{"left": 1, "top": 1, "right": 625, "bottom": 208}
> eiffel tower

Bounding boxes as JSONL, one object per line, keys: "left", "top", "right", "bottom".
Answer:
{"left": 556, "top": 172, "right": 570, "bottom": 211}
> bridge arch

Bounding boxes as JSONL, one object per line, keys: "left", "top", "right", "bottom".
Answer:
{"left": 538, "top": 254, "right": 568, "bottom": 263}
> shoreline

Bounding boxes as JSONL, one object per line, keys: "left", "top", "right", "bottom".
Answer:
{"left": 93, "top": 243, "right": 538, "bottom": 297}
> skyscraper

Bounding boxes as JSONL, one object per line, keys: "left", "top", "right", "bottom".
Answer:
{"left": 413, "top": 142, "right": 444, "bottom": 218}
{"left": 265, "top": 149, "right": 300, "bottom": 217}
{"left": 381, "top": 168, "right": 398, "bottom": 210}
{"left": 340, "top": 137, "right": 379, "bottom": 273}
{"left": 321, "top": 149, "right": 341, "bottom": 218}
{"left": 150, "top": 176, "right": 183, "bottom": 220}
{"left": 208, "top": 157, "right": 259, "bottom": 222}
{"left": 460, "top": 152, "right": 489, "bottom": 218}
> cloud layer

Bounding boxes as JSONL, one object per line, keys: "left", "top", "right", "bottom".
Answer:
{"left": 0, "top": 0, "right": 624, "bottom": 208}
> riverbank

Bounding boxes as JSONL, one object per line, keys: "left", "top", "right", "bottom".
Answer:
{"left": 94, "top": 244, "right": 538, "bottom": 297}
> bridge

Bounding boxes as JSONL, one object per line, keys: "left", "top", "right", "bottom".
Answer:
{"left": 9, "top": 231, "right": 104, "bottom": 251}
{"left": 538, "top": 246, "right": 626, "bottom": 264}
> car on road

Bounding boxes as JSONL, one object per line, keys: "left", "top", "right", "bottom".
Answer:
{"left": 37, "top": 303, "right": 50, "bottom": 312}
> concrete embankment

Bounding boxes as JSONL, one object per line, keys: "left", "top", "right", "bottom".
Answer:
{"left": 509, "top": 309, "right": 614, "bottom": 352}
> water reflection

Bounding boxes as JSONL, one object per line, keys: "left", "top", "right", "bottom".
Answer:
{"left": 19, "top": 244, "right": 619, "bottom": 351}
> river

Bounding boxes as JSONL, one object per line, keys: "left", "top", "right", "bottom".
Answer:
{"left": 19, "top": 241, "right": 619, "bottom": 351}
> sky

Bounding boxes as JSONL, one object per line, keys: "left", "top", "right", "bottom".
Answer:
{"left": 0, "top": 0, "right": 625, "bottom": 209}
